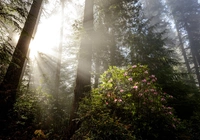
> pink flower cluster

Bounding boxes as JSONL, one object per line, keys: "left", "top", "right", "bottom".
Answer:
{"left": 153, "top": 92, "right": 158, "bottom": 95}
{"left": 142, "top": 79, "right": 147, "bottom": 83}
{"left": 138, "top": 93, "right": 143, "bottom": 97}
{"left": 132, "top": 65, "right": 137, "bottom": 68}
{"left": 114, "top": 98, "right": 122, "bottom": 102}
{"left": 149, "top": 75, "right": 157, "bottom": 82}
{"left": 128, "top": 78, "right": 133, "bottom": 81}
{"left": 133, "top": 85, "right": 138, "bottom": 89}
{"left": 168, "top": 95, "right": 173, "bottom": 98}
{"left": 161, "top": 98, "right": 166, "bottom": 101}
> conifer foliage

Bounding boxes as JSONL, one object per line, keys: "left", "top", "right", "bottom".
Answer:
{"left": 0, "top": 0, "right": 30, "bottom": 82}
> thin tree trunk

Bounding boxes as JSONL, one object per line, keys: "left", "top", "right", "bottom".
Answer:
{"left": 175, "top": 22, "right": 191, "bottom": 74}
{"left": 185, "top": 22, "right": 200, "bottom": 86}
{"left": 173, "top": 19, "right": 196, "bottom": 84}
{"left": 194, "top": 47, "right": 200, "bottom": 66}
{"left": 0, "top": 0, "right": 43, "bottom": 119}
{"left": 67, "top": 0, "right": 94, "bottom": 138}
{"left": 53, "top": 0, "right": 65, "bottom": 130}
{"left": 191, "top": 50, "right": 200, "bottom": 87}
{"left": 54, "top": 0, "right": 64, "bottom": 108}
{"left": 94, "top": 56, "right": 100, "bottom": 88}
{"left": 110, "top": 32, "right": 116, "bottom": 66}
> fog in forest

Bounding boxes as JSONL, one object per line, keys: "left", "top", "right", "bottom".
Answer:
{"left": 0, "top": 0, "right": 200, "bottom": 139}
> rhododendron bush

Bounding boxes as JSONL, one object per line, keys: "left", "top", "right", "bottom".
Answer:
{"left": 75, "top": 65, "right": 181, "bottom": 139}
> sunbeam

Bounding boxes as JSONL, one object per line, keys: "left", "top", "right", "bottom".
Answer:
{"left": 29, "top": 14, "right": 61, "bottom": 59}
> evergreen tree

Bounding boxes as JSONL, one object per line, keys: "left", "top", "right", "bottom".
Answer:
{"left": 167, "top": 0, "right": 200, "bottom": 86}
{"left": 91, "top": 0, "right": 142, "bottom": 86}
{"left": 68, "top": 0, "right": 94, "bottom": 138}
{"left": 0, "top": 0, "right": 43, "bottom": 120}
{"left": 0, "top": 0, "right": 30, "bottom": 82}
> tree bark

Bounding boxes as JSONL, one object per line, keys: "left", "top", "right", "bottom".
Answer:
{"left": 110, "top": 32, "right": 117, "bottom": 66}
{"left": 185, "top": 22, "right": 200, "bottom": 87}
{"left": 55, "top": 0, "right": 64, "bottom": 101}
{"left": 173, "top": 19, "right": 196, "bottom": 84}
{"left": 0, "top": 0, "right": 43, "bottom": 119}
{"left": 53, "top": 0, "right": 65, "bottom": 130}
{"left": 94, "top": 56, "right": 100, "bottom": 88}
{"left": 67, "top": 0, "right": 94, "bottom": 138}
{"left": 175, "top": 22, "right": 191, "bottom": 74}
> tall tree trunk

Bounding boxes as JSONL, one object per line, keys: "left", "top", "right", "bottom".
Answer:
{"left": 94, "top": 55, "right": 100, "bottom": 88}
{"left": 110, "top": 33, "right": 117, "bottom": 66}
{"left": 173, "top": 19, "right": 195, "bottom": 83}
{"left": 175, "top": 22, "right": 191, "bottom": 74}
{"left": 67, "top": 0, "right": 94, "bottom": 138}
{"left": 53, "top": 0, "right": 65, "bottom": 129}
{"left": 0, "top": 0, "right": 43, "bottom": 119}
{"left": 55, "top": 0, "right": 64, "bottom": 103}
{"left": 185, "top": 22, "right": 200, "bottom": 86}
{"left": 191, "top": 50, "right": 200, "bottom": 87}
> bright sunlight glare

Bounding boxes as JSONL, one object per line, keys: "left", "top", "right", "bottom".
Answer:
{"left": 29, "top": 0, "right": 85, "bottom": 59}
{"left": 29, "top": 14, "right": 61, "bottom": 58}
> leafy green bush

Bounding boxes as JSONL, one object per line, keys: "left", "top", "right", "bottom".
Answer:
{"left": 14, "top": 88, "right": 53, "bottom": 127}
{"left": 14, "top": 86, "right": 71, "bottom": 139}
{"left": 75, "top": 65, "right": 181, "bottom": 140}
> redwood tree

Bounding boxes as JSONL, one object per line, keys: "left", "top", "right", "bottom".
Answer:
{"left": 0, "top": 0, "right": 43, "bottom": 119}
{"left": 67, "top": 0, "right": 94, "bottom": 138}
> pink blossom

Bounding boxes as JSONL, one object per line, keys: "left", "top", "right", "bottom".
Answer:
{"left": 150, "top": 89, "right": 154, "bottom": 92}
{"left": 167, "top": 107, "right": 172, "bottom": 110}
{"left": 128, "top": 78, "right": 133, "bottom": 81}
{"left": 168, "top": 112, "right": 172, "bottom": 115}
{"left": 144, "top": 70, "right": 148, "bottom": 74}
{"left": 172, "top": 124, "right": 176, "bottom": 128}
{"left": 142, "top": 79, "right": 147, "bottom": 82}
{"left": 118, "top": 99, "right": 122, "bottom": 102}
{"left": 161, "top": 98, "right": 165, "bottom": 101}
{"left": 147, "top": 82, "right": 151, "bottom": 85}
{"left": 151, "top": 79, "right": 156, "bottom": 82}
{"left": 114, "top": 99, "right": 118, "bottom": 102}
{"left": 132, "top": 65, "right": 137, "bottom": 68}
{"left": 154, "top": 92, "right": 158, "bottom": 95}
{"left": 124, "top": 72, "right": 127, "bottom": 76}
{"left": 169, "top": 95, "right": 173, "bottom": 98}
{"left": 107, "top": 94, "right": 111, "bottom": 97}
{"left": 138, "top": 93, "right": 143, "bottom": 97}
{"left": 120, "top": 89, "right": 124, "bottom": 92}
{"left": 106, "top": 102, "right": 108, "bottom": 105}
{"left": 133, "top": 86, "right": 138, "bottom": 89}
{"left": 151, "top": 75, "right": 155, "bottom": 78}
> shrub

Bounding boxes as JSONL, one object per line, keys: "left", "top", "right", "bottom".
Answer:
{"left": 75, "top": 65, "right": 181, "bottom": 139}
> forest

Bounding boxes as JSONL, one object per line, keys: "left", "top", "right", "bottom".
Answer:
{"left": 0, "top": 0, "right": 200, "bottom": 139}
